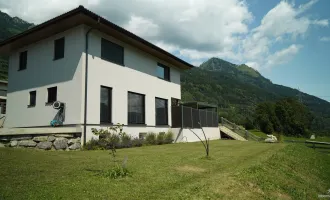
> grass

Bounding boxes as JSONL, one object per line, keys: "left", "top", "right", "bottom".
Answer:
{"left": 249, "top": 129, "right": 330, "bottom": 142}
{"left": 0, "top": 140, "right": 330, "bottom": 199}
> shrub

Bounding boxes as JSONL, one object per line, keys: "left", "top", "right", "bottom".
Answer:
{"left": 244, "top": 118, "right": 255, "bottom": 130}
{"left": 164, "top": 131, "right": 174, "bottom": 144}
{"left": 106, "top": 133, "right": 121, "bottom": 149}
{"left": 83, "top": 138, "right": 104, "bottom": 150}
{"left": 156, "top": 132, "right": 165, "bottom": 145}
{"left": 145, "top": 132, "right": 157, "bottom": 145}
{"left": 131, "top": 137, "right": 144, "bottom": 147}
{"left": 121, "top": 132, "right": 132, "bottom": 148}
{"left": 104, "top": 164, "right": 131, "bottom": 179}
{"left": 275, "top": 133, "right": 283, "bottom": 143}
{"left": 92, "top": 125, "right": 122, "bottom": 149}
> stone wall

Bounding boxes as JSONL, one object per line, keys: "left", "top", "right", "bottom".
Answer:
{"left": 0, "top": 133, "right": 81, "bottom": 150}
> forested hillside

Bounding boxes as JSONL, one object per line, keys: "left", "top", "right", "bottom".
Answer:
{"left": 181, "top": 58, "right": 330, "bottom": 135}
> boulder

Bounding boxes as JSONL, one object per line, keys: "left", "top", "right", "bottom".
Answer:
{"left": 265, "top": 135, "right": 277, "bottom": 143}
{"left": 18, "top": 140, "right": 37, "bottom": 147}
{"left": 10, "top": 140, "right": 18, "bottom": 147}
{"left": 55, "top": 134, "right": 74, "bottom": 138}
{"left": 37, "top": 142, "right": 53, "bottom": 150}
{"left": 53, "top": 138, "right": 68, "bottom": 150}
{"left": 68, "top": 137, "right": 81, "bottom": 145}
{"left": 47, "top": 136, "right": 56, "bottom": 142}
{"left": 69, "top": 143, "right": 81, "bottom": 150}
{"left": 0, "top": 143, "right": 5, "bottom": 148}
{"left": 10, "top": 135, "right": 32, "bottom": 141}
{"left": 310, "top": 135, "right": 316, "bottom": 140}
{"left": 33, "top": 136, "right": 48, "bottom": 142}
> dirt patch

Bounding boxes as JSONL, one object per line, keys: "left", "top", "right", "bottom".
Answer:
{"left": 176, "top": 165, "right": 206, "bottom": 173}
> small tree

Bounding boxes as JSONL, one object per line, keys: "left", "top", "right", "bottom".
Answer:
{"left": 189, "top": 122, "right": 210, "bottom": 158}
{"left": 91, "top": 124, "right": 131, "bottom": 178}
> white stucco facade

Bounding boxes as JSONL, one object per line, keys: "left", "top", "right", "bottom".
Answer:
{"left": 5, "top": 25, "right": 85, "bottom": 128}
{"left": 5, "top": 25, "right": 184, "bottom": 142}
{"left": 83, "top": 28, "right": 182, "bottom": 141}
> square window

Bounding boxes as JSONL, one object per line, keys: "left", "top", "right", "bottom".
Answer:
{"left": 29, "top": 91, "right": 36, "bottom": 106}
{"left": 101, "top": 38, "right": 124, "bottom": 65}
{"left": 157, "top": 63, "right": 170, "bottom": 81}
{"left": 47, "top": 87, "right": 57, "bottom": 103}
{"left": 128, "top": 92, "right": 145, "bottom": 124}
{"left": 19, "top": 51, "right": 27, "bottom": 70}
{"left": 54, "top": 37, "right": 65, "bottom": 60}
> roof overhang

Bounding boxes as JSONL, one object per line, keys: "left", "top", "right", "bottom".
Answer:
{"left": 0, "top": 6, "right": 194, "bottom": 70}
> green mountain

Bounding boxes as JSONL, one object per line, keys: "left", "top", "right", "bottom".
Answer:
{"left": 182, "top": 58, "right": 330, "bottom": 135}
{"left": 0, "top": 10, "right": 34, "bottom": 80}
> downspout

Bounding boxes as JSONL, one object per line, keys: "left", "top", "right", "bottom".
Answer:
{"left": 83, "top": 18, "right": 100, "bottom": 145}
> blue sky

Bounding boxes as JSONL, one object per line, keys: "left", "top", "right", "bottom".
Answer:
{"left": 249, "top": 0, "right": 330, "bottom": 101}
{"left": 0, "top": 0, "right": 329, "bottom": 101}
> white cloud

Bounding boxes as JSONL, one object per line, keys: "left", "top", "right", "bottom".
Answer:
{"left": 0, "top": 0, "right": 328, "bottom": 71}
{"left": 238, "top": 0, "right": 328, "bottom": 69}
{"left": 124, "top": 15, "right": 159, "bottom": 38}
{"left": 320, "top": 37, "right": 330, "bottom": 42}
{"left": 266, "top": 44, "right": 302, "bottom": 67}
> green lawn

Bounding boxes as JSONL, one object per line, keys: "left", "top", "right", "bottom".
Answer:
{"left": 1, "top": 141, "right": 330, "bottom": 200}
{"left": 249, "top": 129, "right": 330, "bottom": 142}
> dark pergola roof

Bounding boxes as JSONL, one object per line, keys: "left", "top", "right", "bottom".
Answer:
{"left": 181, "top": 102, "right": 218, "bottom": 110}
{"left": 0, "top": 6, "right": 194, "bottom": 70}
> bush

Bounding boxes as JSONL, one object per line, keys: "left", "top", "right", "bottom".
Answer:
{"left": 164, "top": 131, "right": 174, "bottom": 144}
{"left": 120, "top": 132, "right": 132, "bottom": 148}
{"left": 131, "top": 137, "right": 144, "bottom": 147}
{"left": 244, "top": 118, "right": 254, "bottom": 130}
{"left": 104, "top": 164, "right": 131, "bottom": 179}
{"left": 156, "top": 132, "right": 165, "bottom": 145}
{"left": 145, "top": 132, "right": 157, "bottom": 145}
{"left": 275, "top": 133, "right": 283, "bottom": 143}
{"left": 106, "top": 133, "right": 121, "bottom": 149}
{"left": 83, "top": 138, "right": 104, "bottom": 150}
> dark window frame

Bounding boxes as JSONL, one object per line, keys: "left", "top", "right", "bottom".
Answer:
{"left": 28, "top": 90, "right": 36, "bottom": 107}
{"left": 157, "top": 63, "right": 170, "bottom": 81}
{"left": 47, "top": 87, "right": 57, "bottom": 104}
{"left": 155, "top": 97, "right": 168, "bottom": 126}
{"left": 54, "top": 37, "right": 65, "bottom": 60}
{"left": 19, "top": 51, "right": 27, "bottom": 71}
{"left": 128, "top": 91, "right": 145, "bottom": 125}
{"left": 100, "top": 86, "right": 112, "bottom": 124}
{"left": 101, "top": 38, "right": 124, "bottom": 66}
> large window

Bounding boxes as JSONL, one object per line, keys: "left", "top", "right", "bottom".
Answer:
{"left": 101, "top": 38, "right": 124, "bottom": 66}
{"left": 157, "top": 63, "right": 170, "bottom": 81}
{"left": 155, "top": 98, "right": 168, "bottom": 125}
{"left": 128, "top": 92, "right": 145, "bottom": 124}
{"left": 47, "top": 87, "right": 57, "bottom": 103}
{"left": 19, "top": 51, "right": 27, "bottom": 71}
{"left": 29, "top": 91, "right": 36, "bottom": 107}
{"left": 54, "top": 37, "right": 65, "bottom": 60}
{"left": 100, "top": 86, "right": 112, "bottom": 123}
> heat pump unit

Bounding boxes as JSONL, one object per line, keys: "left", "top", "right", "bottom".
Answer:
{"left": 52, "top": 101, "right": 65, "bottom": 110}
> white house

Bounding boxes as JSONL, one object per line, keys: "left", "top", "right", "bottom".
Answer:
{"left": 0, "top": 6, "right": 220, "bottom": 145}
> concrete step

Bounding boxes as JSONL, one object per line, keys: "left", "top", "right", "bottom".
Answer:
{"left": 219, "top": 126, "right": 247, "bottom": 141}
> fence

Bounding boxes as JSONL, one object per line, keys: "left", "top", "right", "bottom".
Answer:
{"left": 221, "top": 117, "right": 263, "bottom": 141}
{"left": 171, "top": 106, "right": 218, "bottom": 128}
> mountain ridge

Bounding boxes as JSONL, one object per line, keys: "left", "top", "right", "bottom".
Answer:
{"left": 182, "top": 57, "right": 330, "bottom": 134}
